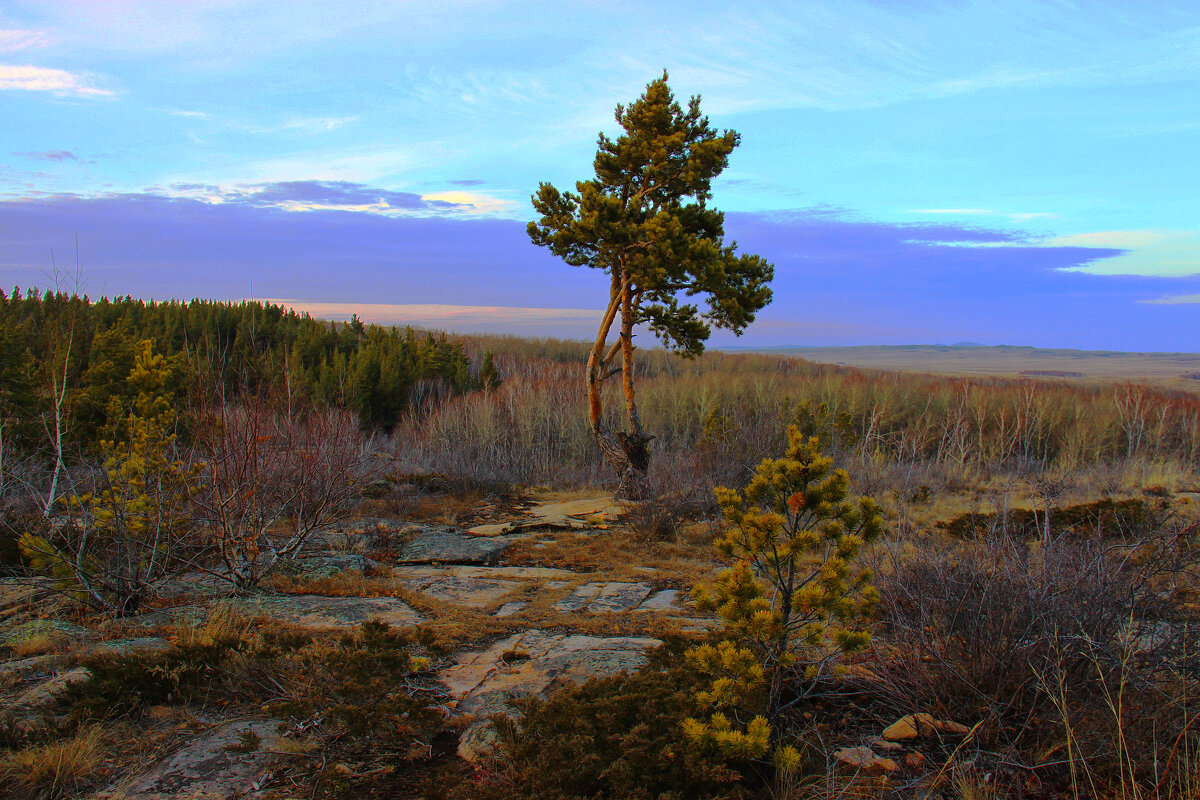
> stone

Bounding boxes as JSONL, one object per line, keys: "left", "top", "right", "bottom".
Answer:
{"left": 494, "top": 602, "right": 527, "bottom": 617}
{"left": 0, "top": 654, "right": 58, "bottom": 685}
{"left": 834, "top": 746, "right": 898, "bottom": 776}
{"left": 467, "top": 497, "right": 623, "bottom": 536}
{"left": 233, "top": 595, "right": 423, "bottom": 631}
{"left": 399, "top": 575, "right": 519, "bottom": 608}
{"left": 290, "top": 553, "right": 379, "bottom": 579}
{"left": 464, "top": 522, "right": 523, "bottom": 537}
{"left": 871, "top": 738, "right": 903, "bottom": 752}
{"left": 0, "top": 579, "right": 51, "bottom": 615}
{"left": 398, "top": 528, "right": 510, "bottom": 564}
{"left": 10, "top": 666, "right": 92, "bottom": 713}
{"left": 440, "top": 629, "right": 661, "bottom": 761}
{"left": 637, "top": 589, "right": 681, "bottom": 611}
{"left": 0, "top": 618, "right": 92, "bottom": 647}
{"left": 882, "top": 713, "right": 971, "bottom": 741}
{"left": 553, "top": 582, "right": 653, "bottom": 613}
{"left": 156, "top": 572, "right": 231, "bottom": 599}
{"left": 905, "top": 752, "right": 926, "bottom": 769}
{"left": 938, "top": 718, "right": 972, "bottom": 735}
{"left": 93, "top": 719, "right": 282, "bottom": 799}
{"left": 392, "top": 565, "right": 577, "bottom": 581}
{"left": 307, "top": 516, "right": 410, "bottom": 550}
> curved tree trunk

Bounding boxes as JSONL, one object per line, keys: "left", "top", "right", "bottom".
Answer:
{"left": 585, "top": 272, "right": 652, "bottom": 499}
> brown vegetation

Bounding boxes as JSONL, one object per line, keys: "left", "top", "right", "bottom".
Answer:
{"left": 4, "top": 330, "right": 1200, "bottom": 799}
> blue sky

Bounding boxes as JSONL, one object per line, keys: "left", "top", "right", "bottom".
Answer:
{"left": 0, "top": 1, "right": 1197, "bottom": 350}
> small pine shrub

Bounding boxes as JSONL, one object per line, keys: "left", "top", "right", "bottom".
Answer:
{"left": 685, "top": 427, "right": 883, "bottom": 773}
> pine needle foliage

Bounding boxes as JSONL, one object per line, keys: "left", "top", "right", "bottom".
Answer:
{"left": 684, "top": 426, "right": 883, "bottom": 771}
{"left": 20, "top": 340, "right": 198, "bottom": 615}
{"left": 528, "top": 72, "right": 773, "bottom": 492}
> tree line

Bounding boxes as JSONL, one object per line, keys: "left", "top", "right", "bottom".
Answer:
{"left": 0, "top": 288, "right": 498, "bottom": 457}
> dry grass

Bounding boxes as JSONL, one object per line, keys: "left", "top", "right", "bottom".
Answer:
{"left": 397, "top": 349, "right": 1200, "bottom": 497}
{"left": 503, "top": 527, "right": 717, "bottom": 586}
{"left": 8, "top": 634, "right": 68, "bottom": 659}
{"left": 169, "top": 602, "right": 257, "bottom": 649}
{"left": 0, "top": 726, "right": 105, "bottom": 798}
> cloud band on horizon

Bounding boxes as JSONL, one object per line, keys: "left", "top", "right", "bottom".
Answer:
{"left": 0, "top": 188, "right": 1195, "bottom": 351}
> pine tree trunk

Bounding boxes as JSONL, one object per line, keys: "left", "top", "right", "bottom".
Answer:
{"left": 585, "top": 275, "right": 652, "bottom": 499}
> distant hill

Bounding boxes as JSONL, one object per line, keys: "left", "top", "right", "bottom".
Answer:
{"left": 721, "top": 343, "right": 1200, "bottom": 386}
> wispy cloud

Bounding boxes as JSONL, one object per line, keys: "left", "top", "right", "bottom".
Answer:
{"left": 420, "top": 190, "right": 515, "bottom": 215}
{"left": 153, "top": 179, "right": 471, "bottom": 215}
{"left": 0, "top": 29, "right": 53, "bottom": 53}
{"left": 18, "top": 150, "right": 78, "bottom": 162}
{"left": 914, "top": 208, "right": 1057, "bottom": 223}
{"left": 1142, "top": 293, "right": 1200, "bottom": 305}
{"left": 1050, "top": 230, "right": 1200, "bottom": 277}
{"left": 236, "top": 116, "right": 359, "bottom": 135}
{"left": 0, "top": 64, "right": 112, "bottom": 97}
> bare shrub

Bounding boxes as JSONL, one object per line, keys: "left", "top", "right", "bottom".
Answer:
{"left": 190, "top": 400, "right": 386, "bottom": 589}
{"left": 872, "top": 511, "right": 1200, "bottom": 787}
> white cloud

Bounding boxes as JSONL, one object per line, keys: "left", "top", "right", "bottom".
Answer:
{"left": 234, "top": 116, "right": 359, "bottom": 134}
{"left": 278, "top": 116, "right": 357, "bottom": 133}
{"left": 421, "top": 190, "right": 516, "bottom": 215}
{"left": 0, "top": 29, "right": 53, "bottom": 53}
{"left": 1050, "top": 229, "right": 1200, "bottom": 277}
{"left": 0, "top": 63, "right": 112, "bottom": 96}
{"left": 913, "top": 208, "right": 1057, "bottom": 222}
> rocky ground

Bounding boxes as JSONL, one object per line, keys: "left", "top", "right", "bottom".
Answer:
{"left": 0, "top": 494, "right": 731, "bottom": 798}
{"left": 7, "top": 487, "right": 1178, "bottom": 798}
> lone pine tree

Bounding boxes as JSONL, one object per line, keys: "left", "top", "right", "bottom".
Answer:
{"left": 528, "top": 72, "right": 773, "bottom": 495}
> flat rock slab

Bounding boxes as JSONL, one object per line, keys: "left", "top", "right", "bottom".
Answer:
{"left": 291, "top": 553, "right": 379, "bottom": 579}
{"left": 11, "top": 666, "right": 92, "bottom": 713}
{"left": 0, "top": 618, "right": 93, "bottom": 646}
{"left": 398, "top": 528, "right": 510, "bottom": 564}
{"left": 553, "top": 582, "right": 653, "bottom": 613}
{"left": 494, "top": 602, "right": 526, "bottom": 617}
{"left": 0, "top": 654, "right": 58, "bottom": 685}
{"left": 398, "top": 575, "right": 518, "bottom": 608}
{"left": 157, "top": 572, "right": 232, "bottom": 599}
{"left": 440, "top": 628, "right": 660, "bottom": 761}
{"left": 392, "top": 565, "right": 578, "bottom": 581}
{"left": 307, "top": 516, "right": 421, "bottom": 551}
{"left": 0, "top": 579, "right": 52, "bottom": 616}
{"left": 637, "top": 589, "right": 682, "bottom": 611}
{"left": 467, "top": 497, "right": 623, "bottom": 536}
{"left": 234, "top": 595, "right": 423, "bottom": 631}
{"left": 94, "top": 719, "right": 282, "bottom": 799}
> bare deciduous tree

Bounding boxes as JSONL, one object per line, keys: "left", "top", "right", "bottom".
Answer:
{"left": 190, "top": 399, "right": 384, "bottom": 589}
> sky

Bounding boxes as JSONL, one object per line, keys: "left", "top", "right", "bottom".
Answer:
{"left": 0, "top": 0, "right": 1198, "bottom": 351}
